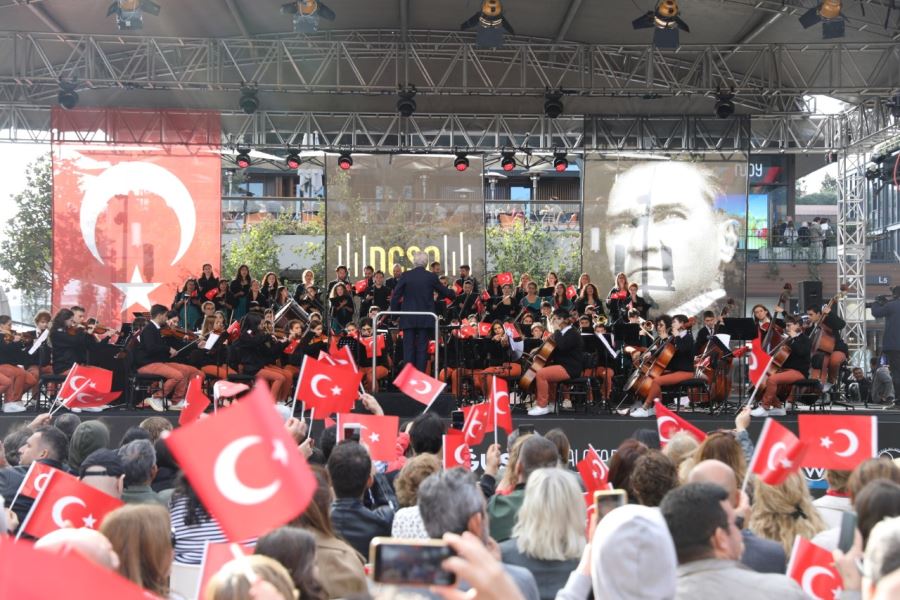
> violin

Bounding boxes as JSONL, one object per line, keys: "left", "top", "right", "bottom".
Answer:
{"left": 161, "top": 326, "right": 199, "bottom": 342}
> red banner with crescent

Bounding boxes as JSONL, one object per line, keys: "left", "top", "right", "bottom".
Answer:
{"left": 51, "top": 108, "right": 221, "bottom": 326}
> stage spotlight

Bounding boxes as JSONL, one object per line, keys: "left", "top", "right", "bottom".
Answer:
{"left": 235, "top": 147, "right": 252, "bottom": 169}
{"left": 281, "top": 0, "right": 336, "bottom": 33}
{"left": 338, "top": 152, "right": 353, "bottom": 170}
{"left": 632, "top": 0, "right": 690, "bottom": 49}
{"left": 285, "top": 150, "right": 302, "bottom": 169}
{"left": 239, "top": 86, "right": 259, "bottom": 115}
{"left": 454, "top": 153, "right": 470, "bottom": 172}
{"left": 500, "top": 151, "right": 516, "bottom": 172}
{"left": 58, "top": 80, "right": 79, "bottom": 110}
{"left": 799, "top": 0, "right": 845, "bottom": 39}
{"left": 544, "top": 89, "right": 564, "bottom": 119}
{"left": 107, "top": 0, "right": 160, "bottom": 30}
{"left": 461, "top": 0, "right": 514, "bottom": 49}
{"left": 553, "top": 152, "right": 569, "bottom": 172}
{"left": 397, "top": 87, "right": 417, "bottom": 118}
{"left": 714, "top": 89, "right": 735, "bottom": 119}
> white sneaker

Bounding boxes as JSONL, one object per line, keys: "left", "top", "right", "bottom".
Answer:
{"left": 2, "top": 402, "right": 25, "bottom": 413}
{"left": 142, "top": 397, "right": 165, "bottom": 412}
{"left": 768, "top": 407, "right": 787, "bottom": 416}
{"left": 169, "top": 401, "right": 186, "bottom": 411}
{"left": 822, "top": 383, "right": 833, "bottom": 393}
{"left": 750, "top": 406, "right": 769, "bottom": 418}
{"left": 679, "top": 396, "right": 691, "bottom": 408}
{"left": 527, "top": 405, "right": 552, "bottom": 416}
{"left": 629, "top": 406, "right": 652, "bottom": 418}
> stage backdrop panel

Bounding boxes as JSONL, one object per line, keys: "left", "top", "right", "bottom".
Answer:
{"left": 51, "top": 108, "right": 221, "bottom": 326}
{"left": 582, "top": 156, "right": 748, "bottom": 318}
{"left": 325, "top": 154, "right": 485, "bottom": 279}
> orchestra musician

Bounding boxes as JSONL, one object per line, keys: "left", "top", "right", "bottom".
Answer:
{"left": 361, "top": 270, "right": 392, "bottom": 316}
{"left": 450, "top": 279, "right": 479, "bottom": 321}
{"left": 230, "top": 264, "right": 252, "bottom": 321}
{"left": 694, "top": 310, "right": 725, "bottom": 354}
{"left": 626, "top": 282, "right": 651, "bottom": 320}
{"left": 806, "top": 304, "right": 848, "bottom": 392}
{"left": 172, "top": 278, "right": 203, "bottom": 329}
{"left": 359, "top": 319, "right": 391, "bottom": 393}
{"left": 591, "top": 322, "right": 616, "bottom": 400}
{"left": 489, "top": 284, "right": 518, "bottom": 322}
{"left": 230, "top": 312, "right": 293, "bottom": 403}
{"left": 27, "top": 310, "right": 53, "bottom": 393}
{"left": 48, "top": 308, "right": 111, "bottom": 375}
{"left": 213, "top": 280, "right": 235, "bottom": 318}
{"left": 626, "top": 314, "right": 695, "bottom": 418}
{"left": 752, "top": 303, "right": 785, "bottom": 352}
{"left": 473, "top": 321, "right": 524, "bottom": 396}
{"left": 271, "top": 286, "right": 293, "bottom": 314}
{"left": 528, "top": 309, "right": 584, "bottom": 416}
{"left": 197, "top": 263, "right": 219, "bottom": 300}
{"left": 195, "top": 301, "right": 216, "bottom": 331}
{"left": 454, "top": 265, "right": 479, "bottom": 294}
{"left": 133, "top": 304, "right": 204, "bottom": 412}
{"left": 329, "top": 283, "right": 355, "bottom": 332}
{"left": 190, "top": 312, "right": 235, "bottom": 380}
{"left": 751, "top": 315, "right": 811, "bottom": 417}
{"left": 606, "top": 272, "right": 630, "bottom": 323}
{"left": 0, "top": 315, "right": 38, "bottom": 413}
{"left": 260, "top": 272, "right": 281, "bottom": 305}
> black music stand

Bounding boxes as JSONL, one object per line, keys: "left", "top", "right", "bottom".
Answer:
{"left": 611, "top": 323, "right": 641, "bottom": 409}
{"left": 722, "top": 318, "right": 757, "bottom": 412}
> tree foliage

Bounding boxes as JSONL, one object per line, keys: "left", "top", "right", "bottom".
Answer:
{"left": 0, "top": 154, "right": 52, "bottom": 317}
{"left": 820, "top": 173, "right": 838, "bottom": 192}
{"left": 222, "top": 215, "right": 291, "bottom": 281}
{"left": 485, "top": 220, "right": 581, "bottom": 282}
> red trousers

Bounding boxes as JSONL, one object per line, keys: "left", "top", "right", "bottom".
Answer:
{"left": 138, "top": 362, "right": 202, "bottom": 401}
{"left": 535, "top": 365, "right": 572, "bottom": 408}
{"left": 762, "top": 369, "right": 805, "bottom": 408}
{"left": 474, "top": 364, "right": 522, "bottom": 396}
{"left": 811, "top": 351, "right": 847, "bottom": 384}
{"left": 0, "top": 364, "right": 36, "bottom": 403}
{"left": 361, "top": 366, "right": 389, "bottom": 393}
{"left": 642, "top": 371, "right": 695, "bottom": 408}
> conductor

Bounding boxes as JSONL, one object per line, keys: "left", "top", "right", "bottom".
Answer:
{"left": 390, "top": 251, "right": 456, "bottom": 372}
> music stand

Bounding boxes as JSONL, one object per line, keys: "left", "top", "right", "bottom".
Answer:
{"left": 723, "top": 318, "right": 757, "bottom": 411}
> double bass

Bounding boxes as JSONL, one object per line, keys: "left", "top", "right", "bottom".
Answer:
{"left": 809, "top": 284, "right": 848, "bottom": 357}
{"left": 694, "top": 300, "right": 736, "bottom": 405}
{"left": 761, "top": 283, "right": 792, "bottom": 351}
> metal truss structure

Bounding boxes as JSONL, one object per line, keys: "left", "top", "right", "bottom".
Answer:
{"left": 0, "top": 31, "right": 899, "bottom": 113}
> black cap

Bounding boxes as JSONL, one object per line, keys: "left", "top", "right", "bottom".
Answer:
{"left": 79, "top": 448, "right": 125, "bottom": 479}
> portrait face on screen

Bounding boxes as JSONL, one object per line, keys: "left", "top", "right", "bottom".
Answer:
{"left": 603, "top": 161, "right": 741, "bottom": 316}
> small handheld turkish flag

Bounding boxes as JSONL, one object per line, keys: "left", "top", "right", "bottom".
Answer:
{"left": 443, "top": 430, "right": 472, "bottom": 470}
{"left": 748, "top": 418, "right": 808, "bottom": 486}
{"left": 180, "top": 374, "right": 211, "bottom": 426}
{"left": 393, "top": 363, "right": 446, "bottom": 407}
{"left": 360, "top": 334, "right": 386, "bottom": 358}
{"left": 205, "top": 288, "right": 218, "bottom": 301}
{"left": 294, "top": 355, "right": 362, "bottom": 414}
{"left": 786, "top": 536, "right": 843, "bottom": 600}
{"left": 16, "top": 461, "right": 67, "bottom": 500}
{"left": 56, "top": 364, "right": 121, "bottom": 410}
{"left": 496, "top": 272, "right": 514, "bottom": 286}
{"left": 336, "top": 413, "right": 399, "bottom": 461}
{"left": 20, "top": 470, "right": 123, "bottom": 538}
{"left": 330, "top": 344, "right": 359, "bottom": 373}
{"left": 197, "top": 542, "right": 251, "bottom": 600}
{"left": 488, "top": 377, "right": 513, "bottom": 434}
{"left": 354, "top": 279, "right": 368, "bottom": 295}
{"left": 213, "top": 380, "right": 250, "bottom": 401}
{"left": 462, "top": 403, "right": 490, "bottom": 447}
{"left": 748, "top": 338, "right": 770, "bottom": 385}
{"left": 576, "top": 445, "right": 611, "bottom": 496}
{"left": 481, "top": 290, "right": 491, "bottom": 302}
{"left": 566, "top": 285, "right": 578, "bottom": 300}
{"left": 478, "top": 322, "right": 492, "bottom": 337}
{"left": 165, "top": 382, "right": 318, "bottom": 540}
{"left": 654, "top": 400, "right": 707, "bottom": 447}
{"left": 799, "top": 414, "right": 878, "bottom": 470}
{"left": 226, "top": 319, "right": 241, "bottom": 342}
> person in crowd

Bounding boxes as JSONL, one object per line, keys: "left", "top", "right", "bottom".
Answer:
{"left": 855, "top": 479, "right": 900, "bottom": 546}
{"left": 661, "top": 482, "right": 806, "bottom": 599}
{"left": 117, "top": 439, "right": 165, "bottom": 506}
{"left": 255, "top": 526, "right": 327, "bottom": 600}
{"left": 688, "top": 459, "right": 787, "bottom": 574}
{"left": 52, "top": 413, "right": 81, "bottom": 441}
{"left": 327, "top": 440, "right": 394, "bottom": 556}
{"left": 607, "top": 438, "right": 649, "bottom": 502}
{"left": 833, "top": 515, "right": 900, "bottom": 599}
{"left": 169, "top": 474, "right": 233, "bottom": 564}
{"left": 630, "top": 450, "right": 679, "bottom": 507}
{"left": 5, "top": 424, "right": 71, "bottom": 522}
{"left": 138, "top": 416, "right": 173, "bottom": 443}
{"left": 812, "top": 469, "right": 853, "bottom": 529}
{"left": 500, "top": 467, "right": 584, "bottom": 600}
{"left": 391, "top": 453, "right": 441, "bottom": 539}
{"left": 748, "top": 472, "right": 826, "bottom": 556}
{"left": 663, "top": 431, "right": 701, "bottom": 479}
{"left": 79, "top": 448, "right": 125, "bottom": 499}
{"left": 100, "top": 504, "right": 173, "bottom": 598}
{"left": 230, "top": 264, "right": 252, "bottom": 321}
{"left": 418, "top": 468, "right": 540, "bottom": 600}
{"left": 290, "top": 466, "right": 368, "bottom": 598}
{"left": 544, "top": 428, "right": 573, "bottom": 467}
{"left": 488, "top": 435, "right": 559, "bottom": 541}
{"left": 206, "top": 555, "right": 297, "bottom": 600}
{"left": 34, "top": 527, "right": 121, "bottom": 572}
{"left": 68, "top": 419, "right": 110, "bottom": 472}
{"left": 119, "top": 426, "right": 151, "bottom": 447}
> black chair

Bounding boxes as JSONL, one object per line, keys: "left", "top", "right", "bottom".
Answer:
{"left": 554, "top": 352, "right": 598, "bottom": 414}
{"left": 671, "top": 378, "right": 711, "bottom": 413}
{"left": 789, "top": 379, "right": 829, "bottom": 412}
{"left": 123, "top": 349, "right": 167, "bottom": 410}
{"left": 36, "top": 372, "right": 68, "bottom": 412}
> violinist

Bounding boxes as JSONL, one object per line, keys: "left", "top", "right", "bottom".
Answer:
{"left": 751, "top": 315, "right": 811, "bottom": 418}
{"left": 197, "top": 263, "right": 219, "bottom": 299}
{"left": 0, "top": 315, "right": 37, "bottom": 413}
{"left": 358, "top": 319, "right": 390, "bottom": 393}
{"left": 27, "top": 310, "right": 54, "bottom": 391}
{"left": 450, "top": 279, "right": 479, "bottom": 321}
{"left": 49, "top": 309, "right": 101, "bottom": 375}
{"left": 133, "top": 304, "right": 203, "bottom": 412}
{"left": 280, "top": 319, "right": 306, "bottom": 377}
{"left": 212, "top": 280, "right": 235, "bottom": 318}
{"left": 230, "top": 264, "right": 252, "bottom": 321}
{"left": 529, "top": 309, "right": 584, "bottom": 416}
{"left": 474, "top": 320, "right": 524, "bottom": 397}
{"left": 172, "top": 278, "right": 203, "bottom": 329}
{"left": 591, "top": 322, "right": 616, "bottom": 400}
{"left": 806, "top": 304, "right": 848, "bottom": 392}
{"left": 627, "top": 314, "right": 695, "bottom": 419}
{"left": 606, "top": 272, "right": 630, "bottom": 323}
{"left": 297, "top": 320, "right": 329, "bottom": 359}
{"left": 230, "top": 312, "right": 292, "bottom": 403}
{"left": 190, "top": 312, "right": 235, "bottom": 380}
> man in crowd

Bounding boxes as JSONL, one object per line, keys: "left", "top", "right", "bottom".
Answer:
{"left": 117, "top": 439, "right": 165, "bottom": 506}
{"left": 79, "top": 448, "right": 125, "bottom": 500}
{"left": 871, "top": 286, "right": 900, "bottom": 403}
{"left": 661, "top": 482, "right": 805, "bottom": 598}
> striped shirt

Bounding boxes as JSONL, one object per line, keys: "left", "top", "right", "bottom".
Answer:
{"left": 169, "top": 495, "right": 231, "bottom": 564}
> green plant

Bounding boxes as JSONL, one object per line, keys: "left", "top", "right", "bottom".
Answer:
{"left": 485, "top": 220, "right": 580, "bottom": 282}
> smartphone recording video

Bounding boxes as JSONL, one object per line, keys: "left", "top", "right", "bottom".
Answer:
{"left": 370, "top": 538, "right": 456, "bottom": 586}
{"left": 594, "top": 489, "right": 627, "bottom": 520}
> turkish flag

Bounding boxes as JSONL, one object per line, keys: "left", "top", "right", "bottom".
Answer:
{"left": 330, "top": 344, "right": 359, "bottom": 372}
{"left": 786, "top": 536, "right": 843, "bottom": 600}
{"left": 213, "top": 379, "right": 250, "bottom": 401}
{"left": 427, "top": 340, "right": 436, "bottom": 355}
{"left": 799, "top": 415, "right": 878, "bottom": 470}
{"left": 576, "top": 445, "right": 612, "bottom": 495}
{"left": 165, "top": 383, "right": 317, "bottom": 541}
{"left": 0, "top": 536, "right": 149, "bottom": 600}
{"left": 21, "top": 470, "right": 123, "bottom": 538}
{"left": 748, "top": 418, "right": 808, "bottom": 485}
{"left": 457, "top": 324, "right": 476, "bottom": 339}
{"left": 354, "top": 279, "right": 368, "bottom": 295}
{"left": 748, "top": 337, "right": 770, "bottom": 385}
{"left": 654, "top": 400, "right": 707, "bottom": 447}
{"left": 481, "top": 290, "right": 491, "bottom": 302}
{"left": 487, "top": 377, "right": 513, "bottom": 434}
{"left": 179, "top": 374, "right": 211, "bottom": 426}
{"left": 503, "top": 321, "right": 521, "bottom": 341}
{"left": 360, "top": 334, "right": 386, "bottom": 358}
{"left": 462, "top": 403, "right": 490, "bottom": 446}
{"left": 336, "top": 413, "right": 399, "bottom": 461}
{"left": 58, "top": 364, "right": 113, "bottom": 399}
{"left": 393, "top": 363, "right": 446, "bottom": 406}
{"left": 478, "top": 322, "right": 492, "bottom": 337}
{"left": 294, "top": 355, "right": 362, "bottom": 414}
{"left": 443, "top": 430, "right": 472, "bottom": 470}
{"left": 566, "top": 285, "right": 578, "bottom": 299}
{"left": 197, "top": 542, "right": 251, "bottom": 600}
{"left": 16, "top": 461, "right": 72, "bottom": 500}
{"left": 226, "top": 320, "right": 241, "bottom": 342}
{"left": 496, "top": 272, "right": 514, "bottom": 286}
{"left": 454, "top": 282, "right": 463, "bottom": 295}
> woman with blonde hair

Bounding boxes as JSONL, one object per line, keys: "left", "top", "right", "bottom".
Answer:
{"left": 663, "top": 431, "right": 700, "bottom": 480}
{"left": 500, "top": 467, "right": 584, "bottom": 600}
{"left": 496, "top": 433, "right": 532, "bottom": 495}
{"left": 99, "top": 504, "right": 173, "bottom": 598}
{"left": 691, "top": 430, "right": 748, "bottom": 486}
{"left": 391, "top": 453, "right": 441, "bottom": 539}
{"left": 206, "top": 554, "right": 297, "bottom": 600}
{"left": 749, "top": 472, "right": 827, "bottom": 555}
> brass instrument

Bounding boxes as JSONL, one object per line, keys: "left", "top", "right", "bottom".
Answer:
{"left": 592, "top": 314, "right": 608, "bottom": 327}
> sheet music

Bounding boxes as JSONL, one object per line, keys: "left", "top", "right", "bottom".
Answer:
{"left": 203, "top": 333, "right": 220, "bottom": 350}
{"left": 28, "top": 329, "right": 49, "bottom": 355}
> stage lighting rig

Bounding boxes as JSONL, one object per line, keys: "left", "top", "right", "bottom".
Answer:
{"left": 461, "top": 0, "right": 515, "bottom": 49}
{"left": 553, "top": 152, "right": 569, "bottom": 172}
{"left": 454, "top": 153, "right": 471, "bottom": 172}
{"left": 285, "top": 150, "right": 302, "bottom": 169}
{"left": 500, "top": 151, "right": 516, "bottom": 172}
{"left": 632, "top": 0, "right": 690, "bottom": 49}
{"left": 799, "top": 0, "right": 845, "bottom": 39}
{"left": 544, "top": 89, "right": 564, "bottom": 119}
{"left": 235, "top": 147, "right": 252, "bottom": 169}
{"left": 338, "top": 152, "right": 353, "bottom": 170}
{"left": 714, "top": 88, "right": 735, "bottom": 119}
{"left": 281, "top": 0, "right": 336, "bottom": 33}
{"left": 107, "top": 0, "right": 160, "bottom": 31}
{"left": 397, "top": 86, "right": 417, "bottom": 118}
{"left": 239, "top": 85, "right": 259, "bottom": 115}
{"left": 887, "top": 94, "right": 900, "bottom": 120}
{"left": 58, "top": 80, "right": 79, "bottom": 110}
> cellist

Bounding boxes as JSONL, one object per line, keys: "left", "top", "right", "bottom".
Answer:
{"left": 806, "top": 304, "right": 848, "bottom": 392}
{"left": 528, "top": 309, "right": 584, "bottom": 416}
{"left": 627, "top": 314, "right": 695, "bottom": 418}
{"left": 751, "top": 315, "right": 811, "bottom": 418}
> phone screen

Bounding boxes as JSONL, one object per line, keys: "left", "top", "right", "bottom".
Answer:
{"left": 451, "top": 410, "right": 465, "bottom": 431}
{"left": 372, "top": 541, "right": 456, "bottom": 586}
{"left": 595, "top": 490, "right": 627, "bottom": 519}
{"left": 343, "top": 426, "right": 361, "bottom": 442}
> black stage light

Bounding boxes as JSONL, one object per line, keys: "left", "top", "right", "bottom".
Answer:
{"left": 501, "top": 151, "right": 516, "bottom": 172}
{"left": 454, "top": 153, "right": 470, "bottom": 172}
{"left": 397, "top": 87, "right": 417, "bottom": 118}
{"left": 236, "top": 147, "right": 252, "bottom": 169}
{"left": 714, "top": 89, "right": 735, "bottom": 119}
{"left": 338, "top": 152, "right": 353, "bottom": 170}
{"left": 286, "top": 150, "right": 302, "bottom": 169}
{"left": 58, "top": 81, "right": 79, "bottom": 110}
{"left": 239, "top": 86, "right": 259, "bottom": 115}
{"left": 544, "top": 89, "right": 564, "bottom": 119}
{"left": 553, "top": 152, "right": 569, "bottom": 172}
{"left": 632, "top": 0, "right": 690, "bottom": 49}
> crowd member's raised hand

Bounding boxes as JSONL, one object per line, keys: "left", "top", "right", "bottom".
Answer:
{"left": 432, "top": 531, "right": 524, "bottom": 600}
{"left": 284, "top": 416, "right": 307, "bottom": 444}
{"left": 832, "top": 529, "right": 863, "bottom": 593}
{"left": 484, "top": 443, "right": 502, "bottom": 478}
{"left": 360, "top": 392, "right": 384, "bottom": 416}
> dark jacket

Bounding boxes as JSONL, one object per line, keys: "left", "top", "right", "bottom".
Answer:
{"left": 389, "top": 266, "right": 456, "bottom": 329}
{"left": 233, "top": 331, "right": 274, "bottom": 376}
{"left": 783, "top": 334, "right": 812, "bottom": 377}
{"left": 550, "top": 326, "right": 585, "bottom": 379}
{"left": 695, "top": 324, "right": 725, "bottom": 354}
{"left": 50, "top": 328, "right": 93, "bottom": 373}
{"left": 872, "top": 298, "right": 900, "bottom": 351}
{"left": 668, "top": 331, "right": 696, "bottom": 372}
{"left": 330, "top": 497, "right": 394, "bottom": 557}
{"left": 133, "top": 322, "right": 170, "bottom": 369}
{"left": 742, "top": 529, "right": 787, "bottom": 574}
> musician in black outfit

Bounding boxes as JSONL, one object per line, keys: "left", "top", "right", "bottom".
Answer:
{"left": 806, "top": 304, "right": 848, "bottom": 392}
{"left": 628, "top": 314, "right": 695, "bottom": 418}
{"left": 361, "top": 270, "right": 392, "bottom": 316}
{"left": 530, "top": 309, "right": 584, "bottom": 416}
{"left": 694, "top": 310, "right": 725, "bottom": 354}
{"left": 488, "top": 284, "right": 518, "bottom": 322}
{"left": 49, "top": 308, "right": 99, "bottom": 374}
{"left": 752, "top": 315, "right": 811, "bottom": 417}
{"left": 454, "top": 265, "right": 480, "bottom": 294}
{"left": 449, "top": 279, "right": 479, "bottom": 321}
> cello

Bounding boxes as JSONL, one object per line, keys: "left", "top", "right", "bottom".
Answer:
{"left": 629, "top": 317, "right": 695, "bottom": 401}
{"left": 809, "top": 284, "right": 848, "bottom": 356}
{"left": 693, "top": 299, "right": 736, "bottom": 405}
{"left": 518, "top": 336, "right": 558, "bottom": 392}
{"left": 761, "top": 283, "right": 792, "bottom": 352}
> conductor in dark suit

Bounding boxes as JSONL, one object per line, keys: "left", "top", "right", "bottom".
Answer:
{"left": 390, "top": 252, "right": 456, "bottom": 372}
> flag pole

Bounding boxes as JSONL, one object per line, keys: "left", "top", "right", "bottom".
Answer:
{"left": 45, "top": 362, "right": 77, "bottom": 416}
{"left": 306, "top": 408, "right": 315, "bottom": 441}
{"left": 492, "top": 377, "right": 498, "bottom": 446}
{"left": 49, "top": 380, "right": 91, "bottom": 417}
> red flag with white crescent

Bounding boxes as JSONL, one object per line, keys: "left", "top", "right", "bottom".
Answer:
{"left": 16, "top": 461, "right": 71, "bottom": 500}
{"left": 393, "top": 363, "right": 445, "bottom": 406}
{"left": 488, "top": 377, "right": 513, "bottom": 434}
{"left": 747, "top": 418, "right": 808, "bottom": 486}
{"left": 336, "top": 413, "right": 399, "bottom": 462}
{"left": 443, "top": 430, "right": 472, "bottom": 470}
{"left": 654, "top": 400, "right": 707, "bottom": 447}
{"left": 786, "top": 536, "right": 842, "bottom": 600}
{"left": 179, "top": 374, "right": 211, "bottom": 426}
{"left": 21, "top": 470, "right": 123, "bottom": 538}
{"left": 295, "top": 355, "right": 361, "bottom": 413}
{"left": 461, "top": 403, "right": 490, "bottom": 446}
{"left": 576, "top": 445, "right": 612, "bottom": 495}
{"left": 799, "top": 414, "right": 878, "bottom": 470}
